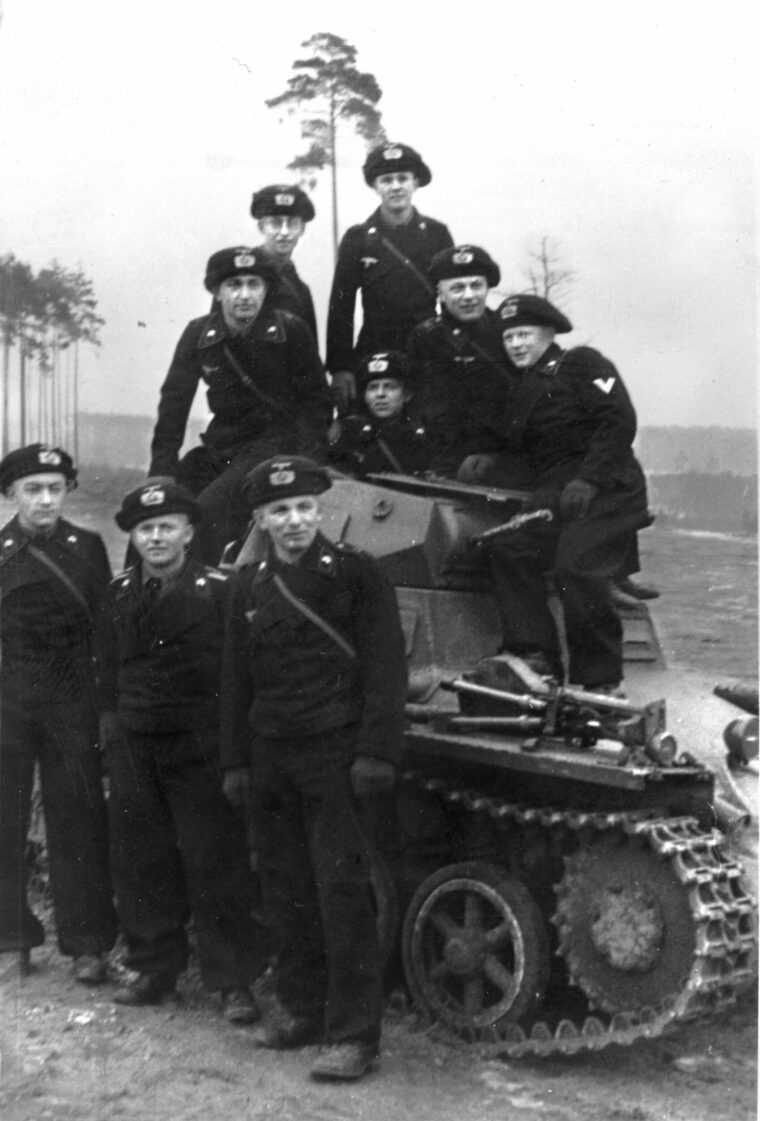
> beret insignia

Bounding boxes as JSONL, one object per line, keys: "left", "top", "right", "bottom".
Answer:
{"left": 269, "top": 463, "right": 296, "bottom": 487}
{"left": 452, "top": 249, "right": 474, "bottom": 265}
{"left": 500, "top": 300, "right": 518, "bottom": 319}
{"left": 368, "top": 357, "right": 389, "bottom": 373}
{"left": 38, "top": 448, "right": 62, "bottom": 466}
{"left": 233, "top": 251, "right": 256, "bottom": 269}
{"left": 140, "top": 485, "right": 165, "bottom": 507}
{"left": 274, "top": 193, "right": 294, "bottom": 207}
{"left": 384, "top": 146, "right": 403, "bottom": 159}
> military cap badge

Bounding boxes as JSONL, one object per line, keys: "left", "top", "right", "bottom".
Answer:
{"left": 269, "top": 462, "right": 296, "bottom": 487}
{"left": 384, "top": 146, "right": 403, "bottom": 160}
{"left": 274, "top": 193, "right": 294, "bottom": 207}
{"left": 233, "top": 251, "right": 256, "bottom": 269}
{"left": 38, "top": 448, "right": 62, "bottom": 466}
{"left": 140, "top": 485, "right": 165, "bottom": 507}
{"left": 368, "top": 357, "right": 389, "bottom": 374}
{"left": 500, "top": 299, "right": 518, "bottom": 319}
{"left": 452, "top": 249, "right": 474, "bottom": 266}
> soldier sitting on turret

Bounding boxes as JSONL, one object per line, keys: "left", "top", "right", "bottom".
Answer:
{"left": 328, "top": 351, "right": 431, "bottom": 478}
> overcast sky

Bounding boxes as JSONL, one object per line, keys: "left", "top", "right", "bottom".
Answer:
{"left": 0, "top": 0, "right": 756, "bottom": 433}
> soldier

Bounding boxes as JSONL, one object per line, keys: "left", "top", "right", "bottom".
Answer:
{"left": 492, "top": 294, "right": 651, "bottom": 689}
{"left": 221, "top": 455, "right": 407, "bottom": 1081}
{"left": 328, "top": 350, "right": 431, "bottom": 477}
{"left": 0, "top": 444, "right": 117, "bottom": 981}
{"left": 251, "top": 184, "right": 318, "bottom": 342}
{"left": 101, "top": 482, "right": 266, "bottom": 1016}
{"left": 148, "top": 246, "right": 331, "bottom": 562}
{"left": 408, "top": 245, "right": 521, "bottom": 482}
{"left": 326, "top": 141, "right": 453, "bottom": 408}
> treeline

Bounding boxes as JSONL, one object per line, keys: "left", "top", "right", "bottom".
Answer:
{"left": 0, "top": 253, "right": 104, "bottom": 459}
{"left": 648, "top": 473, "right": 757, "bottom": 535}
{"left": 637, "top": 426, "right": 757, "bottom": 476}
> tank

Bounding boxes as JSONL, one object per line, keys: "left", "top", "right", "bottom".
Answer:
{"left": 239, "top": 472, "right": 758, "bottom": 1058}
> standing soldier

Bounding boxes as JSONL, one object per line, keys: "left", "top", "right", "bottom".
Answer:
{"left": 221, "top": 455, "right": 407, "bottom": 1081}
{"left": 251, "top": 184, "right": 319, "bottom": 343}
{"left": 326, "top": 142, "right": 453, "bottom": 408}
{"left": 102, "top": 482, "right": 266, "bottom": 1016}
{"left": 408, "top": 245, "right": 520, "bottom": 482}
{"left": 493, "top": 294, "right": 650, "bottom": 690}
{"left": 148, "top": 246, "right": 332, "bottom": 562}
{"left": 0, "top": 444, "right": 117, "bottom": 980}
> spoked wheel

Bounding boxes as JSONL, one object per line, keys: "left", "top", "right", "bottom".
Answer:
{"left": 555, "top": 835, "right": 696, "bottom": 1013}
{"left": 402, "top": 861, "right": 550, "bottom": 1035}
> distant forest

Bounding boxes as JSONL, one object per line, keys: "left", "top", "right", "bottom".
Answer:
{"left": 77, "top": 416, "right": 757, "bottom": 535}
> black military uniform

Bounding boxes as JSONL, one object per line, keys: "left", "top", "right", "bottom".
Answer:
{"left": 221, "top": 458, "right": 407, "bottom": 1067}
{"left": 149, "top": 246, "right": 331, "bottom": 561}
{"left": 102, "top": 482, "right": 265, "bottom": 999}
{"left": 0, "top": 445, "right": 117, "bottom": 964}
{"left": 328, "top": 351, "right": 432, "bottom": 478}
{"left": 491, "top": 295, "right": 650, "bottom": 687}
{"left": 326, "top": 143, "right": 453, "bottom": 376}
{"left": 251, "top": 184, "right": 318, "bottom": 342}
{"left": 407, "top": 247, "right": 516, "bottom": 479}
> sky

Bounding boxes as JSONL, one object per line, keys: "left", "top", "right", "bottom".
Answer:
{"left": 0, "top": 0, "right": 757, "bottom": 435}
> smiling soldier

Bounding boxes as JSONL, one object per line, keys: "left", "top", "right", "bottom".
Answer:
{"left": 0, "top": 444, "right": 117, "bottom": 980}
{"left": 101, "top": 481, "right": 266, "bottom": 1017}
{"left": 326, "top": 142, "right": 453, "bottom": 409}
{"left": 148, "top": 246, "right": 331, "bottom": 562}
{"left": 221, "top": 455, "right": 407, "bottom": 1081}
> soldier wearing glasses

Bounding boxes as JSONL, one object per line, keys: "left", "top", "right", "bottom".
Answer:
{"left": 252, "top": 184, "right": 318, "bottom": 343}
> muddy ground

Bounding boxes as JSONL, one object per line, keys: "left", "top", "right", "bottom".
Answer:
{"left": 0, "top": 519, "right": 757, "bottom": 1121}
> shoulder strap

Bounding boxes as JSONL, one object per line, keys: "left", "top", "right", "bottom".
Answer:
{"left": 375, "top": 435, "right": 405, "bottom": 473}
{"left": 378, "top": 234, "right": 436, "bottom": 297}
{"left": 272, "top": 572, "right": 356, "bottom": 660}
{"left": 222, "top": 342, "right": 295, "bottom": 422}
{"left": 26, "top": 544, "right": 92, "bottom": 620}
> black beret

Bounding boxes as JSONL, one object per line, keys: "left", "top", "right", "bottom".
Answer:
{"left": 0, "top": 443, "right": 77, "bottom": 492}
{"left": 429, "top": 245, "right": 501, "bottom": 288}
{"left": 243, "top": 455, "right": 332, "bottom": 510}
{"left": 204, "top": 246, "right": 280, "bottom": 294}
{"left": 115, "top": 481, "right": 200, "bottom": 532}
{"left": 363, "top": 142, "right": 432, "bottom": 187}
{"left": 250, "top": 184, "right": 315, "bottom": 222}
{"left": 355, "top": 350, "right": 410, "bottom": 390}
{"left": 497, "top": 294, "right": 573, "bottom": 333}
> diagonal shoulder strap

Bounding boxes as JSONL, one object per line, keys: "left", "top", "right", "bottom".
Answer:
{"left": 379, "top": 235, "right": 436, "bottom": 297}
{"left": 272, "top": 573, "right": 356, "bottom": 660}
{"left": 222, "top": 338, "right": 295, "bottom": 421}
{"left": 27, "top": 544, "right": 92, "bottom": 620}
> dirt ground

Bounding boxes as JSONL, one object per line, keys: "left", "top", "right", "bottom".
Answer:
{"left": 0, "top": 519, "right": 757, "bottom": 1121}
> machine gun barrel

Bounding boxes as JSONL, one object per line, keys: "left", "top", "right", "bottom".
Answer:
{"left": 443, "top": 677, "right": 549, "bottom": 712}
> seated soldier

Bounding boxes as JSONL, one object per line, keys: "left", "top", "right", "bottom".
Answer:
{"left": 328, "top": 351, "right": 431, "bottom": 478}
{"left": 490, "top": 294, "right": 651, "bottom": 691}
{"left": 148, "top": 246, "right": 331, "bottom": 563}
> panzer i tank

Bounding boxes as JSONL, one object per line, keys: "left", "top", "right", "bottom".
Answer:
{"left": 238, "top": 472, "right": 757, "bottom": 1058}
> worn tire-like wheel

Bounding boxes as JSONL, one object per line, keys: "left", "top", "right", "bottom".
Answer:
{"left": 402, "top": 861, "right": 550, "bottom": 1034}
{"left": 555, "top": 836, "right": 696, "bottom": 1013}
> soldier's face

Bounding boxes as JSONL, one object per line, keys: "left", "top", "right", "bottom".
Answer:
{"left": 373, "top": 171, "right": 418, "bottom": 216}
{"left": 258, "top": 216, "right": 305, "bottom": 260}
{"left": 364, "top": 378, "right": 408, "bottom": 420}
{"left": 10, "top": 472, "right": 68, "bottom": 534}
{"left": 437, "top": 276, "right": 489, "bottom": 322}
{"left": 502, "top": 325, "right": 556, "bottom": 369}
{"left": 131, "top": 513, "right": 194, "bottom": 574}
{"left": 216, "top": 274, "right": 268, "bottom": 332}
{"left": 258, "top": 495, "right": 321, "bottom": 563}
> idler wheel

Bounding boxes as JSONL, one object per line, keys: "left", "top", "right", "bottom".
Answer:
{"left": 401, "top": 861, "right": 549, "bottom": 1034}
{"left": 555, "top": 837, "right": 696, "bottom": 1014}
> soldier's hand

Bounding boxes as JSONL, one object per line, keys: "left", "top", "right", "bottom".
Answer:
{"left": 559, "top": 478, "right": 598, "bottom": 520}
{"left": 350, "top": 755, "right": 396, "bottom": 797}
{"left": 223, "top": 766, "right": 252, "bottom": 809}
{"left": 457, "top": 454, "right": 497, "bottom": 484}
{"left": 331, "top": 370, "right": 356, "bottom": 411}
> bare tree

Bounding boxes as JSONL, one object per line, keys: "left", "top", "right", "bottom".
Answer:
{"left": 523, "top": 235, "right": 575, "bottom": 304}
{"left": 266, "top": 32, "right": 385, "bottom": 259}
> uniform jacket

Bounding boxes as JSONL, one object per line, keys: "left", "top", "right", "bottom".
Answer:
{"left": 149, "top": 304, "right": 331, "bottom": 477}
{"left": 220, "top": 532, "right": 408, "bottom": 766}
{"left": 326, "top": 207, "right": 453, "bottom": 373}
{"left": 327, "top": 408, "right": 432, "bottom": 478}
{"left": 500, "top": 343, "right": 646, "bottom": 497}
{"left": 100, "top": 559, "right": 230, "bottom": 734}
{"left": 408, "top": 308, "right": 514, "bottom": 476}
{"left": 266, "top": 257, "right": 318, "bottom": 345}
{"left": 0, "top": 515, "right": 111, "bottom": 701}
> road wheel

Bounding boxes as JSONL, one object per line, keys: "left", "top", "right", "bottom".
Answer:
{"left": 402, "top": 861, "right": 550, "bottom": 1034}
{"left": 555, "top": 835, "right": 696, "bottom": 1013}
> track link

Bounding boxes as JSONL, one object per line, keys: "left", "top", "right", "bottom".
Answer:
{"left": 401, "top": 771, "right": 757, "bottom": 1058}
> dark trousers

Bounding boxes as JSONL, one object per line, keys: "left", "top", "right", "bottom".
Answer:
{"left": 490, "top": 490, "right": 648, "bottom": 686}
{"left": 0, "top": 695, "right": 117, "bottom": 956}
{"left": 252, "top": 729, "right": 383, "bottom": 1046}
{"left": 108, "top": 726, "right": 266, "bottom": 990}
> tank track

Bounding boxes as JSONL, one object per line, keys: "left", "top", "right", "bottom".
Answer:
{"left": 402, "top": 771, "right": 757, "bottom": 1058}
